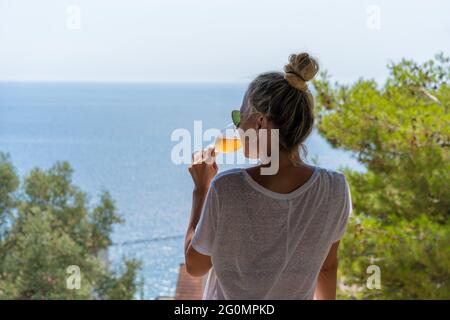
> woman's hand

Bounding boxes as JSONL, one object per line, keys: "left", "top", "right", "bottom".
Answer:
{"left": 188, "top": 146, "right": 218, "bottom": 192}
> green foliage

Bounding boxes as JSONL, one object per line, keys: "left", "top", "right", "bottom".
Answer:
{"left": 338, "top": 215, "right": 449, "bottom": 299}
{"left": 0, "top": 153, "right": 19, "bottom": 239}
{"left": 96, "top": 259, "right": 143, "bottom": 300}
{"left": 0, "top": 155, "right": 141, "bottom": 299}
{"left": 313, "top": 53, "right": 450, "bottom": 299}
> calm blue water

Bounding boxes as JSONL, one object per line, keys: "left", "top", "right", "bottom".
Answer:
{"left": 0, "top": 82, "right": 363, "bottom": 299}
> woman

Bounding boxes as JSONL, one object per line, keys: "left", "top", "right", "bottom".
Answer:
{"left": 185, "top": 53, "right": 353, "bottom": 300}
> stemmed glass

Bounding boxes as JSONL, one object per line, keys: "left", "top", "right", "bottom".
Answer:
{"left": 214, "top": 122, "right": 242, "bottom": 154}
{"left": 192, "top": 122, "right": 242, "bottom": 164}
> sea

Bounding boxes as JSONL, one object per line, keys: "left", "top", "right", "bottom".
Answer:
{"left": 0, "top": 82, "right": 364, "bottom": 299}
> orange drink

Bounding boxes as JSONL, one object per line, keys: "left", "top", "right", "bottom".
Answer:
{"left": 215, "top": 136, "right": 242, "bottom": 153}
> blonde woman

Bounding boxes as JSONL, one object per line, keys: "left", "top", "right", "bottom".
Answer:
{"left": 185, "top": 53, "right": 353, "bottom": 300}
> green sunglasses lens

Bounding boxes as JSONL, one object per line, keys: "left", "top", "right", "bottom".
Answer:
{"left": 231, "top": 110, "right": 241, "bottom": 127}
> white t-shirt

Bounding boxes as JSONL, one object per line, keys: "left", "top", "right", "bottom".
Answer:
{"left": 191, "top": 166, "right": 353, "bottom": 300}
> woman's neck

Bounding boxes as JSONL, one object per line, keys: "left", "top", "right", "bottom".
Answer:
{"left": 247, "top": 149, "right": 315, "bottom": 194}
{"left": 259, "top": 149, "right": 306, "bottom": 171}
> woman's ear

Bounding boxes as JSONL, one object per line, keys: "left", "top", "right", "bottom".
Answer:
{"left": 256, "top": 115, "right": 265, "bottom": 130}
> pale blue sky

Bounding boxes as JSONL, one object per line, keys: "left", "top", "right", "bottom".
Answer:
{"left": 0, "top": 0, "right": 449, "bottom": 83}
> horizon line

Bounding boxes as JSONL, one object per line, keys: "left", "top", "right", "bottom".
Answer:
{"left": 0, "top": 76, "right": 386, "bottom": 86}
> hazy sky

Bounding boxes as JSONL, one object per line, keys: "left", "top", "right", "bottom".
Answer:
{"left": 0, "top": 0, "right": 449, "bottom": 83}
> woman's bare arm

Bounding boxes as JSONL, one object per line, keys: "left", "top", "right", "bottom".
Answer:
{"left": 314, "top": 241, "right": 340, "bottom": 300}
{"left": 184, "top": 187, "right": 213, "bottom": 277}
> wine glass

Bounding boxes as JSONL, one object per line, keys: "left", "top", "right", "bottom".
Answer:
{"left": 192, "top": 123, "right": 242, "bottom": 164}
{"left": 214, "top": 122, "right": 242, "bottom": 154}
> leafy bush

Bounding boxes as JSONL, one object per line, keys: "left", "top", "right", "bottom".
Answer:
{"left": 0, "top": 154, "right": 141, "bottom": 299}
{"left": 313, "top": 53, "right": 450, "bottom": 299}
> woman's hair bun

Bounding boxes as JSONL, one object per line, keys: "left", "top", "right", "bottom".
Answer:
{"left": 283, "top": 53, "right": 319, "bottom": 91}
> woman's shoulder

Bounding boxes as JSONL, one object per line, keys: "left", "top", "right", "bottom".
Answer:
{"left": 210, "top": 168, "right": 246, "bottom": 191}
{"left": 315, "top": 166, "right": 349, "bottom": 194}
{"left": 212, "top": 168, "right": 245, "bottom": 183}
{"left": 317, "top": 166, "right": 346, "bottom": 179}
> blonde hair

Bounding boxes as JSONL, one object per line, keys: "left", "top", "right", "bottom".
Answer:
{"left": 247, "top": 52, "right": 319, "bottom": 165}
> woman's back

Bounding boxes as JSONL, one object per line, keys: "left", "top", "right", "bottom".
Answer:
{"left": 191, "top": 166, "right": 352, "bottom": 299}
{"left": 186, "top": 52, "right": 352, "bottom": 299}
